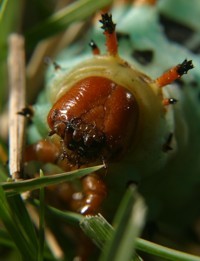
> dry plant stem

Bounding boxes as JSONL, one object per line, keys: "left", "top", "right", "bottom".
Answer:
{"left": 0, "top": 110, "right": 9, "bottom": 141}
{"left": 26, "top": 22, "right": 85, "bottom": 103}
{"left": 26, "top": 0, "right": 86, "bottom": 104}
{"left": 27, "top": 204, "right": 64, "bottom": 260}
{"left": 8, "top": 34, "right": 26, "bottom": 180}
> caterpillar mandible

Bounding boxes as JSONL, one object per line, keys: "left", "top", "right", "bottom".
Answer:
{"left": 24, "top": 0, "right": 200, "bottom": 256}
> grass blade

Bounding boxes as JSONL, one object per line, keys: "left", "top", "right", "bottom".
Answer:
{"left": 0, "top": 0, "right": 23, "bottom": 111}
{"left": 136, "top": 238, "right": 200, "bottom": 261}
{"left": 6, "top": 196, "right": 38, "bottom": 249}
{"left": 38, "top": 170, "right": 45, "bottom": 261}
{"left": 80, "top": 186, "right": 146, "bottom": 261}
{"left": 99, "top": 185, "right": 146, "bottom": 261}
{"left": 0, "top": 229, "right": 15, "bottom": 248}
{"left": 0, "top": 187, "right": 38, "bottom": 261}
{"left": 1, "top": 164, "right": 103, "bottom": 196}
{"left": 80, "top": 186, "right": 200, "bottom": 261}
{"left": 80, "top": 214, "right": 113, "bottom": 249}
{"left": 42, "top": 203, "right": 83, "bottom": 226}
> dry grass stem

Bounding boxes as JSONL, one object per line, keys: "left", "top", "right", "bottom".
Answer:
{"left": 8, "top": 34, "right": 26, "bottom": 180}
{"left": 26, "top": 21, "right": 86, "bottom": 103}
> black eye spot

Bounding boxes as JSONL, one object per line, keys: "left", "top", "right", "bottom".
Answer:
{"left": 159, "top": 14, "right": 194, "bottom": 45}
{"left": 132, "top": 50, "right": 154, "bottom": 65}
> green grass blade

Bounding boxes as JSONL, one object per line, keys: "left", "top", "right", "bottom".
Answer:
{"left": 1, "top": 165, "right": 103, "bottom": 196}
{"left": 25, "top": 0, "right": 113, "bottom": 49}
{"left": 80, "top": 214, "right": 114, "bottom": 249}
{"left": 0, "top": 0, "right": 22, "bottom": 34}
{"left": 35, "top": 187, "right": 200, "bottom": 260}
{"left": 0, "top": 229, "right": 15, "bottom": 248}
{"left": 42, "top": 203, "right": 83, "bottom": 226}
{"left": 0, "top": 187, "right": 38, "bottom": 261}
{"left": 6, "top": 196, "right": 38, "bottom": 249}
{"left": 0, "top": 0, "right": 23, "bottom": 111}
{"left": 80, "top": 188, "right": 200, "bottom": 261}
{"left": 99, "top": 186, "right": 146, "bottom": 261}
{"left": 0, "top": 163, "right": 8, "bottom": 181}
{"left": 136, "top": 238, "right": 200, "bottom": 261}
{"left": 38, "top": 170, "right": 45, "bottom": 261}
{"left": 80, "top": 186, "right": 146, "bottom": 261}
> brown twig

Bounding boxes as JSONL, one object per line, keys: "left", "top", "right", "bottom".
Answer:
{"left": 8, "top": 34, "right": 26, "bottom": 180}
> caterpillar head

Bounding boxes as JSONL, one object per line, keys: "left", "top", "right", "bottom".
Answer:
{"left": 47, "top": 13, "right": 193, "bottom": 166}
{"left": 47, "top": 70, "right": 139, "bottom": 166}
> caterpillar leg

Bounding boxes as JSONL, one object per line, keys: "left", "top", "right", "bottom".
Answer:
{"left": 45, "top": 173, "right": 107, "bottom": 215}
{"left": 70, "top": 173, "right": 107, "bottom": 215}
{"left": 25, "top": 139, "right": 60, "bottom": 164}
{"left": 25, "top": 140, "right": 107, "bottom": 214}
{"left": 25, "top": 138, "right": 72, "bottom": 171}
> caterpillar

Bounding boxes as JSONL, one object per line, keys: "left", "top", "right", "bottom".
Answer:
{"left": 24, "top": 0, "right": 200, "bottom": 258}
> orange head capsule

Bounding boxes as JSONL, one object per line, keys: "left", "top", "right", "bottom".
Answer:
{"left": 47, "top": 76, "right": 138, "bottom": 165}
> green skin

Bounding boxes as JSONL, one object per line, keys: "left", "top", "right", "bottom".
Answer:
{"left": 29, "top": 1, "right": 200, "bottom": 244}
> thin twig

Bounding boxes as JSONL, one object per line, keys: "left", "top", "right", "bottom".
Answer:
{"left": 26, "top": 0, "right": 87, "bottom": 104}
{"left": 26, "top": 21, "right": 86, "bottom": 103}
{"left": 8, "top": 34, "right": 26, "bottom": 180}
{"left": 0, "top": 110, "right": 9, "bottom": 141}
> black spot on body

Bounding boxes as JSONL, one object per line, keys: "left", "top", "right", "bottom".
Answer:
{"left": 116, "top": 32, "right": 130, "bottom": 41}
{"left": 191, "top": 44, "right": 200, "bottom": 54}
{"left": 190, "top": 80, "right": 198, "bottom": 88}
{"left": 132, "top": 50, "right": 154, "bottom": 65}
{"left": 175, "top": 79, "right": 185, "bottom": 89}
{"left": 159, "top": 14, "right": 194, "bottom": 45}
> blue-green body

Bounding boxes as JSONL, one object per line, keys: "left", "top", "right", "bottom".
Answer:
{"left": 29, "top": 0, "right": 200, "bottom": 243}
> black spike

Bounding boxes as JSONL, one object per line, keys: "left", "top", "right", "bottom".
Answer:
{"left": 99, "top": 13, "right": 116, "bottom": 34}
{"left": 17, "top": 107, "right": 33, "bottom": 118}
{"left": 89, "top": 40, "right": 97, "bottom": 50}
{"left": 44, "top": 57, "right": 61, "bottom": 70}
{"left": 177, "top": 59, "right": 194, "bottom": 75}
{"left": 168, "top": 98, "right": 178, "bottom": 104}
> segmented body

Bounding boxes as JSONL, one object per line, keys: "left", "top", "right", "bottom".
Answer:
{"left": 28, "top": 0, "right": 200, "bottom": 244}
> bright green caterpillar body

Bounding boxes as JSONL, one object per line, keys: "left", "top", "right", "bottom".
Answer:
{"left": 29, "top": 0, "right": 200, "bottom": 247}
